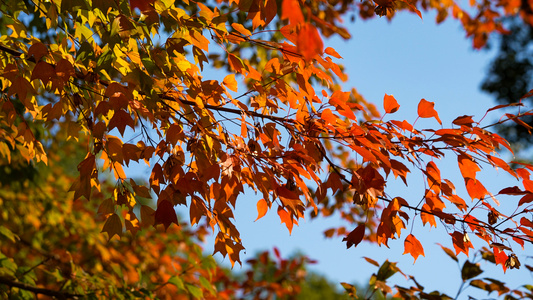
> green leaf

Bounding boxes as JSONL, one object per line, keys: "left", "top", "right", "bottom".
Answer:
{"left": 0, "top": 226, "right": 18, "bottom": 242}
{"left": 92, "top": 0, "right": 118, "bottom": 12}
{"left": 376, "top": 260, "right": 398, "bottom": 282}
{"left": 201, "top": 256, "right": 217, "bottom": 271}
{"left": 96, "top": 48, "right": 114, "bottom": 72}
{"left": 461, "top": 260, "right": 483, "bottom": 281}
{"left": 168, "top": 276, "right": 185, "bottom": 290}
{"left": 199, "top": 277, "right": 216, "bottom": 295}
{"left": 0, "top": 253, "right": 17, "bottom": 277}
{"left": 186, "top": 283, "right": 203, "bottom": 299}
{"left": 141, "top": 57, "right": 158, "bottom": 74}
{"left": 76, "top": 42, "right": 95, "bottom": 67}
{"left": 61, "top": 0, "right": 89, "bottom": 15}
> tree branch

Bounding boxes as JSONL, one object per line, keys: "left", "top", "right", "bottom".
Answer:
{"left": 317, "top": 144, "right": 533, "bottom": 245}
{"left": 0, "top": 276, "right": 85, "bottom": 299}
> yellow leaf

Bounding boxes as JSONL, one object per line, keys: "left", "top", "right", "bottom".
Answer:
{"left": 231, "top": 23, "right": 251, "bottom": 36}
{"left": 223, "top": 74, "right": 238, "bottom": 92}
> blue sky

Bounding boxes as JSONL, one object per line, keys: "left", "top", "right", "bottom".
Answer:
{"left": 201, "top": 9, "right": 533, "bottom": 297}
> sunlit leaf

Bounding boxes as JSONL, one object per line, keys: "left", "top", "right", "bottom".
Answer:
{"left": 417, "top": 98, "right": 442, "bottom": 124}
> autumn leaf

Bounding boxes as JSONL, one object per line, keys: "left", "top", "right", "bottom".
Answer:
{"left": 255, "top": 199, "right": 268, "bottom": 221}
{"left": 417, "top": 98, "right": 442, "bottom": 124}
{"left": 4, "top": 0, "right": 533, "bottom": 297}
{"left": 278, "top": 207, "right": 295, "bottom": 234}
{"left": 108, "top": 110, "right": 135, "bottom": 136}
{"left": 223, "top": 74, "right": 238, "bottom": 92}
{"left": 461, "top": 260, "right": 483, "bottom": 280}
{"left": 465, "top": 178, "right": 489, "bottom": 200}
{"left": 129, "top": 0, "right": 154, "bottom": 12}
{"left": 281, "top": 0, "right": 304, "bottom": 24}
{"left": 403, "top": 234, "right": 425, "bottom": 262}
{"left": 437, "top": 243, "right": 458, "bottom": 262}
{"left": 154, "top": 200, "right": 179, "bottom": 230}
{"left": 27, "top": 42, "right": 48, "bottom": 61}
{"left": 451, "top": 231, "right": 474, "bottom": 256}
{"left": 296, "top": 23, "right": 323, "bottom": 61}
{"left": 343, "top": 224, "right": 365, "bottom": 249}
{"left": 231, "top": 23, "right": 252, "bottom": 37}
{"left": 8, "top": 76, "right": 35, "bottom": 102}
{"left": 452, "top": 115, "right": 474, "bottom": 127}
{"left": 31, "top": 61, "right": 55, "bottom": 85}
{"left": 325, "top": 47, "right": 342, "bottom": 59}
{"left": 458, "top": 154, "right": 481, "bottom": 180}
{"left": 101, "top": 213, "right": 122, "bottom": 240}
{"left": 383, "top": 94, "right": 400, "bottom": 114}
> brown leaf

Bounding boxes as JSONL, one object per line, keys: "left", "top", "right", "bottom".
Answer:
{"left": 154, "top": 200, "right": 178, "bottom": 230}
{"left": 108, "top": 110, "right": 135, "bottom": 136}
{"left": 101, "top": 213, "right": 122, "bottom": 240}
{"left": 343, "top": 224, "right": 365, "bottom": 249}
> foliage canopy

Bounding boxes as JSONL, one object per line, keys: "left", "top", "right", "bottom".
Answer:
{"left": 1, "top": 0, "right": 533, "bottom": 298}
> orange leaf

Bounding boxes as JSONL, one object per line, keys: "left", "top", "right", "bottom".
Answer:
{"left": 321, "top": 108, "right": 337, "bottom": 124}
{"left": 452, "top": 115, "right": 474, "bottom": 127}
{"left": 255, "top": 199, "right": 268, "bottom": 221}
{"left": 325, "top": 47, "right": 342, "bottom": 59}
{"left": 397, "top": 0, "right": 422, "bottom": 19}
{"left": 343, "top": 224, "right": 365, "bottom": 249}
{"left": 101, "top": 213, "right": 122, "bottom": 240}
{"left": 383, "top": 94, "right": 400, "bottom": 114}
{"left": 191, "top": 30, "right": 210, "bottom": 52}
{"left": 521, "top": 89, "right": 533, "bottom": 100}
{"left": 425, "top": 161, "right": 441, "bottom": 189}
{"left": 487, "top": 155, "right": 517, "bottom": 178}
{"left": 493, "top": 247, "right": 509, "bottom": 271}
{"left": 417, "top": 98, "right": 442, "bottom": 125}
{"left": 487, "top": 102, "right": 524, "bottom": 112}
{"left": 520, "top": 217, "right": 533, "bottom": 228}
{"left": 458, "top": 154, "right": 480, "bottom": 180}
{"left": 281, "top": 0, "right": 304, "bottom": 24}
{"left": 403, "top": 234, "right": 425, "bottom": 262}
{"left": 465, "top": 178, "right": 488, "bottom": 200}
{"left": 231, "top": 23, "right": 252, "bottom": 37}
{"left": 420, "top": 204, "right": 436, "bottom": 227}
{"left": 277, "top": 206, "right": 294, "bottom": 234}
{"left": 280, "top": 24, "right": 298, "bottom": 44}
{"left": 451, "top": 231, "right": 473, "bottom": 256}
{"left": 363, "top": 256, "right": 380, "bottom": 267}
{"left": 296, "top": 23, "right": 323, "bottom": 61}
{"left": 223, "top": 74, "right": 238, "bottom": 92}
{"left": 240, "top": 115, "right": 247, "bottom": 138}
{"left": 112, "top": 161, "right": 126, "bottom": 180}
